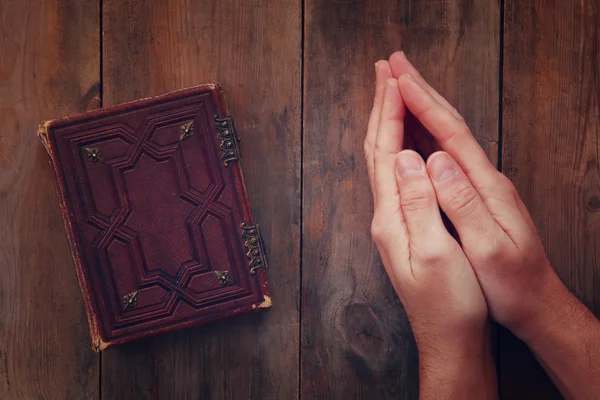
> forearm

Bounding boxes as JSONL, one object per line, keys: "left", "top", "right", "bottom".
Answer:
{"left": 517, "top": 273, "right": 600, "bottom": 399}
{"left": 416, "top": 322, "right": 498, "bottom": 399}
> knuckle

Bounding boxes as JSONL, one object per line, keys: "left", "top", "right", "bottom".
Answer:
{"left": 415, "top": 240, "right": 453, "bottom": 266}
{"left": 418, "top": 249, "right": 445, "bottom": 266}
{"left": 453, "top": 110, "right": 465, "bottom": 123}
{"left": 473, "top": 237, "right": 505, "bottom": 263}
{"left": 370, "top": 220, "right": 382, "bottom": 242}
{"left": 483, "top": 172, "right": 520, "bottom": 206}
{"left": 438, "top": 130, "right": 458, "bottom": 147}
{"left": 414, "top": 102, "right": 434, "bottom": 119}
{"left": 400, "top": 186, "right": 434, "bottom": 212}
{"left": 373, "top": 141, "right": 397, "bottom": 157}
{"left": 370, "top": 214, "right": 388, "bottom": 244}
{"left": 448, "top": 183, "right": 480, "bottom": 217}
{"left": 497, "top": 172, "right": 518, "bottom": 197}
{"left": 438, "top": 119, "right": 471, "bottom": 147}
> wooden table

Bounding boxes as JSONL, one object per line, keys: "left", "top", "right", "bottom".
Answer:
{"left": 1, "top": 1, "right": 598, "bottom": 399}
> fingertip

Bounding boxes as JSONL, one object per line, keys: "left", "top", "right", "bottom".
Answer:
{"left": 376, "top": 60, "right": 391, "bottom": 72}
{"left": 380, "top": 60, "right": 392, "bottom": 69}
{"left": 397, "top": 74, "right": 416, "bottom": 96}
{"left": 389, "top": 50, "right": 406, "bottom": 64}
{"left": 375, "top": 61, "right": 393, "bottom": 86}
{"left": 397, "top": 73, "right": 415, "bottom": 86}
{"left": 425, "top": 151, "right": 448, "bottom": 167}
{"left": 389, "top": 51, "right": 416, "bottom": 78}
{"left": 397, "top": 73, "right": 431, "bottom": 114}
{"left": 398, "top": 148, "right": 424, "bottom": 160}
{"left": 395, "top": 150, "right": 425, "bottom": 179}
{"left": 426, "top": 151, "right": 457, "bottom": 182}
{"left": 390, "top": 51, "right": 410, "bottom": 68}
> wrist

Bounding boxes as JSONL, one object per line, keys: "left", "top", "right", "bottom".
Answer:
{"left": 416, "top": 318, "right": 491, "bottom": 364}
{"left": 519, "top": 279, "right": 599, "bottom": 350}
{"left": 507, "top": 267, "right": 578, "bottom": 344}
{"left": 416, "top": 320, "right": 498, "bottom": 399}
{"left": 507, "top": 272, "right": 600, "bottom": 398}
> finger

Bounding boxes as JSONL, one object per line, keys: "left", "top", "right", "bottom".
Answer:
{"left": 388, "top": 53, "right": 443, "bottom": 158}
{"left": 388, "top": 51, "right": 462, "bottom": 119}
{"left": 394, "top": 150, "right": 449, "bottom": 249}
{"left": 374, "top": 78, "right": 406, "bottom": 206}
{"left": 397, "top": 74, "right": 498, "bottom": 189}
{"left": 397, "top": 74, "right": 537, "bottom": 247}
{"left": 366, "top": 61, "right": 393, "bottom": 199}
{"left": 426, "top": 151, "right": 503, "bottom": 247}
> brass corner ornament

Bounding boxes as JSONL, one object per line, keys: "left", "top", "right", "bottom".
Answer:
{"left": 122, "top": 291, "right": 138, "bottom": 310}
{"left": 84, "top": 147, "right": 103, "bottom": 163}
{"left": 241, "top": 223, "right": 267, "bottom": 274}
{"left": 214, "top": 270, "right": 233, "bottom": 286}
{"left": 215, "top": 115, "right": 240, "bottom": 166}
{"left": 179, "top": 120, "right": 195, "bottom": 141}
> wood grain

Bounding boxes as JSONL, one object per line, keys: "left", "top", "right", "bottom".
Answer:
{"left": 3, "top": 0, "right": 597, "bottom": 397}
{"left": 101, "top": 0, "right": 301, "bottom": 398}
{"left": 301, "top": 0, "right": 499, "bottom": 398}
{"left": 0, "top": 0, "right": 100, "bottom": 399}
{"left": 500, "top": 1, "right": 600, "bottom": 398}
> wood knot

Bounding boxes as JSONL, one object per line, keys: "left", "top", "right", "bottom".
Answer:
{"left": 587, "top": 196, "right": 600, "bottom": 212}
{"left": 341, "top": 303, "right": 385, "bottom": 367}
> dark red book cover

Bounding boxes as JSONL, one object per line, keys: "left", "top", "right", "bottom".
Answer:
{"left": 38, "top": 84, "right": 270, "bottom": 351}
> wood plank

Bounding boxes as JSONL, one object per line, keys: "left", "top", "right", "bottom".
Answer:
{"left": 500, "top": 1, "right": 600, "bottom": 398}
{"left": 0, "top": 0, "right": 100, "bottom": 398}
{"left": 301, "top": 0, "right": 499, "bottom": 397}
{"left": 101, "top": 0, "right": 301, "bottom": 398}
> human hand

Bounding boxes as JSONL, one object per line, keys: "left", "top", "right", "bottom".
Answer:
{"left": 386, "top": 51, "right": 568, "bottom": 342}
{"left": 377, "top": 51, "right": 600, "bottom": 399}
{"left": 365, "top": 60, "right": 496, "bottom": 397}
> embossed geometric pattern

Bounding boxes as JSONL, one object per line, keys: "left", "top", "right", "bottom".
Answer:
{"left": 47, "top": 87, "right": 269, "bottom": 346}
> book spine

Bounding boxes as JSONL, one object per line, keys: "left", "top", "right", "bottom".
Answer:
{"left": 212, "top": 87, "right": 272, "bottom": 309}
{"left": 37, "top": 122, "right": 110, "bottom": 351}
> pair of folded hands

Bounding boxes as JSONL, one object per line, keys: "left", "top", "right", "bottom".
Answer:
{"left": 365, "top": 51, "right": 600, "bottom": 399}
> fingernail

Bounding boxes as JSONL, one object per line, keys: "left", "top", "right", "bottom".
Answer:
{"left": 428, "top": 152, "right": 457, "bottom": 182}
{"left": 396, "top": 151, "right": 423, "bottom": 178}
{"left": 405, "top": 73, "right": 414, "bottom": 82}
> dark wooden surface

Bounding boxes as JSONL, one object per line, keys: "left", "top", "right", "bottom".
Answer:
{"left": 0, "top": 0, "right": 100, "bottom": 399}
{"left": 500, "top": 1, "right": 600, "bottom": 399}
{"left": 0, "top": 0, "right": 597, "bottom": 399}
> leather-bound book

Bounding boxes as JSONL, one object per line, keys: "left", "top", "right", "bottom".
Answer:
{"left": 38, "top": 84, "right": 270, "bottom": 351}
